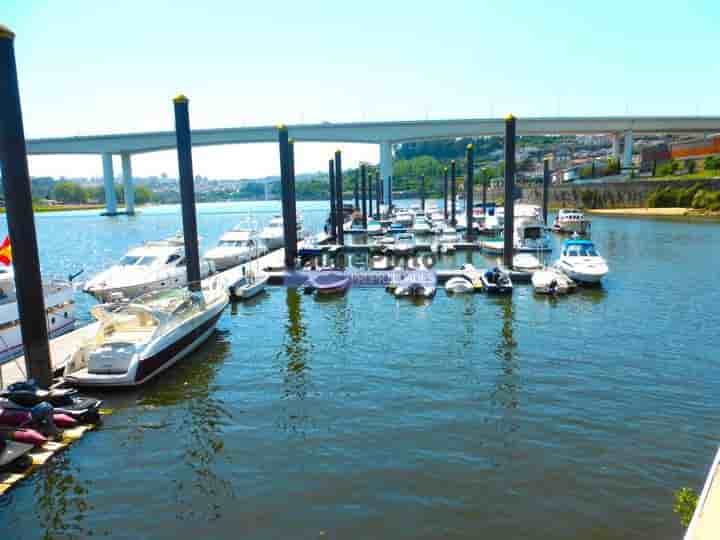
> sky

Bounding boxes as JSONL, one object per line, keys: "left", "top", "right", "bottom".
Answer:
{"left": 4, "top": 0, "right": 719, "bottom": 180}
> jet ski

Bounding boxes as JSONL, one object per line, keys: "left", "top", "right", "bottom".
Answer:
{"left": 0, "top": 436, "right": 34, "bottom": 472}
{"left": 2, "top": 381, "right": 102, "bottom": 424}
{"left": 0, "top": 402, "right": 77, "bottom": 438}
{"left": 481, "top": 267, "right": 513, "bottom": 294}
{"left": 0, "top": 426, "right": 48, "bottom": 447}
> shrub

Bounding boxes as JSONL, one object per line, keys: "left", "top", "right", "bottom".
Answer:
{"left": 674, "top": 488, "right": 699, "bottom": 529}
{"left": 687, "top": 160, "right": 697, "bottom": 174}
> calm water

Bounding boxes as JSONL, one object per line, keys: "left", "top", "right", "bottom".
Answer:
{"left": 1, "top": 201, "right": 719, "bottom": 539}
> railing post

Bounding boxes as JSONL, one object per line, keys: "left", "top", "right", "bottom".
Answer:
{"left": 0, "top": 25, "right": 52, "bottom": 386}
{"left": 173, "top": 95, "right": 201, "bottom": 290}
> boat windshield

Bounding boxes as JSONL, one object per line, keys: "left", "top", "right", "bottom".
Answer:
{"left": 120, "top": 255, "right": 158, "bottom": 266}
{"left": 566, "top": 245, "right": 598, "bottom": 257}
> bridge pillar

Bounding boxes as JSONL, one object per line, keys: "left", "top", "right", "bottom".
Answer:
{"left": 379, "top": 141, "right": 392, "bottom": 204}
{"left": 623, "top": 130, "right": 634, "bottom": 172}
{"left": 264, "top": 182, "right": 270, "bottom": 200}
{"left": 121, "top": 152, "right": 135, "bottom": 215}
{"left": 101, "top": 153, "right": 117, "bottom": 215}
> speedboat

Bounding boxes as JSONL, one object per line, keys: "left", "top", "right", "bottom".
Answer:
{"left": 532, "top": 268, "right": 576, "bottom": 295}
{"left": 307, "top": 272, "right": 351, "bottom": 295}
{"left": 392, "top": 233, "right": 416, "bottom": 255}
{"left": 553, "top": 208, "right": 591, "bottom": 235}
{"left": 83, "top": 235, "right": 214, "bottom": 302}
{"left": 63, "top": 283, "right": 229, "bottom": 387}
{"left": 229, "top": 271, "right": 269, "bottom": 300}
{"left": 0, "top": 266, "right": 76, "bottom": 363}
{"left": 481, "top": 267, "right": 513, "bottom": 294}
{"left": 203, "top": 221, "right": 266, "bottom": 271}
{"left": 554, "top": 239, "right": 608, "bottom": 284}
{"left": 366, "top": 218, "right": 384, "bottom": 236}
{"left": 445, "top": 276, "right": 474, "bottom": 294}
{"left": 411, "top": 216, "right": 432, "bottom": 235}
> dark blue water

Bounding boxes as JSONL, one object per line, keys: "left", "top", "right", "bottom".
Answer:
{"left": 1, "top": 202, "right": 718, "bottom": 539}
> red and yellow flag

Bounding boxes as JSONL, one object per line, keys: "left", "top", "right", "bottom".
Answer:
{"left": 0, "top": 236, "right": 12, "bottom": 266}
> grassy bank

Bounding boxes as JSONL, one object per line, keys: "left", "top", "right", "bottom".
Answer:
{"left": 587, "top": 208, "right": 720, "bottom": 218}
{"left": 0, "top": 204, "right": 107, "bottom": 213}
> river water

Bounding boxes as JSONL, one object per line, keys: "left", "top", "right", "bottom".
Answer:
{"left": 0, "top": 201, "right": 718, "bottom": 539}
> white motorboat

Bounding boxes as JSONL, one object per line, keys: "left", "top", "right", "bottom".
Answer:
{"left": 260, "top": 214, "right": 305, "bottom": 250}
{"left": 513, "top": 253, "right": 543, "bottom": 273}
{"left": 377, "top": 235, "right": 395, "bottom": 246}
{"left": 394, "top": 210, "right": 414, "bottom": 227}
{"left": 439, "top": 226, "right": 458, "bottom": 253}
{"left": 532, "top": 268, "right": 576, "bottom": 295}
{"left": 391, "top": 233, "right": 416, "bottom": 255}
{"left": 230, "top": 271, "right": 269, "bottom": 300}
{"left": 0, "top": 266, "right": 76, "bottom": 363}
{"left": 554, "top": 239, "right": 608, "bottom": 284}
{"left": 83, "top": 236, "right": 214, "bottom": 302}
{"left": 203, "top": 221, "right": 266, "bottom": 271}
{"left": 366, "top": 218, "right": 384, "bottom": 236}
{"left": 394, "top": 280, "right": 436, "bottom": 298}
{"left": 514, "top": 204, "right": 552, "bottom": 253}
{"left": 411, "top": 216, "right": 432, "bottom": 235}
{"left": 553, "top": 208, "right": 591, "bottom": 235}
{"left": 63, "top": 283, "right": 228, "bottom": 387}
{"left": 445, "top": 276, "right": 474, "bottom": 294}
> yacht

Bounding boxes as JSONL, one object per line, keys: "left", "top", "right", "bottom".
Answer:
{"left": 0, "top": 267, "right": 76, "bottom": 363}
{"left": 554, "top": 239, "right": 608, "bottom": 284}
{"left": 260, "top": 214, "right": 305, "bottom": 250}
{"left": 411, "top": 216, "right": 432, "bottom": 235}
{"left": 203, "top": 221, "right": 267, "bottom": 271}
{"left": 63, "top": 282, "right": 228, "bottom": 387}
{"left": 514, "top": 204, "right": 552, "bottom": 252}
{"left": 83, "top": 236, "right": 214, "bottom": 302}
{"left": 553, "top": 208, "right": 591, "bottom": 235}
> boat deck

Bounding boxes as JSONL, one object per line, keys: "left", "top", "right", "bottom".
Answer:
{"left": 684, "top": 447, "right": 720, "bottom": 540}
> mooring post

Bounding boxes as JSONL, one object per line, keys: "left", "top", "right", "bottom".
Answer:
{"left": 443, "top": 167, "right": 449, "bottom": 221}
{"left": 368, "top": 172, "right": 374, "bottom": 218}
{"left": 277, "top": 127, "right": 294, "bottom": 267}
{"left": 286, "top": 139, "right": 299, "bottom": 265}
{"left": 173, "top": 95, "right": 201, "bottom": 291}
{"left": 388, "top": 175, "right": 393, "bottom": 209}
{"left": 465, "top": 145, "right": 475, "bottom": 241}
{"left": 328, "top": 159, "right": 336, "bottom": 239}
{"left": 334, "top": 150, "right": 344, "bottom": 246}
{"left": 353, "top": 173, "right": 359, "bottom": 210}
{"left": 503, "top": 115, "right": 516, "bottom": 269}
{"left": 375, "top": 177, "right": 381, "bottom": 219}
{"left": 361, "top": 164, "right": 368, "bottom": 229}
{"left": 542, "top": 158, "right": 550, "bottom": 226}
{"left": 482, "top": 167, "right": 487, "bottom": 212}
{"left": 0, "top": 26, "right": 52, "bottom": 386}
{"left": 450, "top": 160, "right": 457, "bottom": 226}
{"left": 419, "top": 175, "right": 425, "bottom": 212}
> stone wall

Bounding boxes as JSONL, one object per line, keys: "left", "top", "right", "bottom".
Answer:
{"left": 481, "top": 178, "right": 720, "bottom": 209}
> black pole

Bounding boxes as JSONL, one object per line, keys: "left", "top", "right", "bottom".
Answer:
{"left": 465, "top": 144, "right": 474, "bottom": 241}
{"left": 0, "top": 26, "right": 51, "bottom": 386}
{"left": 173, "top": 95, "right": 201, "bottom": 291}
{"left": 328, "top": 159, "right": 336, "bottom": 239}
{"left": 443, "top": 167, "right": 449, "bottom": 220}
{"left": 277, "top": 126, "right": 294, "bottom": 267}
{"left": 450, "top": 160, "right": 457, "bottom": 226}
{"left": 419, "top": 175, "right": 425, "bottom": 211}
{"left": 503, "top": 115, "right": 516, "bottom": 269}
{"left": 376, "top": 177, "right": 381, "bottom": 219}
{"left": 368, "top": 172, "right": 374, "bottom": 218}
{"left": 286, "top": 139, "right": 298, "bottom": 265}
{"left": 334, "top": 151, "right": 344, "bottom": 246}
{"left": 542, "top": 158, "right": 550, "bottom": 226}
{"left": 482, "top": 168, "right": 487, "bottom": 211}
{"left": 353, "top": 174, "right": 359, "bottom": 210}
{"left": 388, "top": 175, "right": 393, "bottom": 209}
{"left": 361, "top": 164, "right": 368, "bottom": 229}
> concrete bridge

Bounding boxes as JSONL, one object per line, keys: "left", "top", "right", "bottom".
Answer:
{"left": 26, "top": 116, "right": 720, "bottom": 215}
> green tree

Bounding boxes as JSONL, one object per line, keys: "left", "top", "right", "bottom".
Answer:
{"left": 687, "top": 160, "right": 696, "bottom": 174}
{"left": 674, "top": 488, "right": 698, "bottom": 529}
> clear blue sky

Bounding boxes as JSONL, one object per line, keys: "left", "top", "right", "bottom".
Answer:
{"left": 5, "top": 0, "right": 718, "bottom": 179}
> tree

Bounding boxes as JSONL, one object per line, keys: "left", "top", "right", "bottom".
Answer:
{"left": 52, "top": 181, "right": 87, "bottom": 203}
{"left": 687, "top": 160, "right": 696, "bottom": 174}
{"left": 704, "top": 156, "right": 720, "bottom": 171}
{"left": 135, "top": 186, "right": 153, "bottom": 205}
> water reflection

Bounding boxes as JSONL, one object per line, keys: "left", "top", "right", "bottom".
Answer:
{"left": 32, "top": 452, "right": 97, "bottom": 540}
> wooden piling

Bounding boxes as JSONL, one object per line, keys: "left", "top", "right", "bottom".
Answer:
{"left": 542, "top": 158, "right": 550, "bottom": 226}
{"left": 0, "top": 26, "right": 52, "bottom": 386}
{"left": 465, "top": 145, "right": 474, "bottom": 241}
{"left": 334, "top": 150, "right": 344, "bottom": 246}
{"left": 328, "top": 159, "right": 336, "bottom": 239}
{"left": 503, "top": 115, "right": 516, "bottom": 269}
{"left": 450, "top": 160, "right": 457, "bottom": 226}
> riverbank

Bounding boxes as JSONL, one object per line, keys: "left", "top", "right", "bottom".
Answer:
{"left": 0, "top": 203, "right": 106, "bottom": 213}
{"left": 587, "top": 207, "right": 720, "bottom": 218}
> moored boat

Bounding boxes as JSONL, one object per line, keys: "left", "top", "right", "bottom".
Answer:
{"left": 445, "top": 276, "right": 474, "bottom": 294}
{"left": 554, "top": 239, "right": 608, "bottom": 284}
{"left": 531, "top": 268, "right": 576, "bottom": 295}
{"left": 308, "top": 271, "right": 351, "bottom": 295}
{"left": 553, "top": 208, "right": 591, "bottom": 235}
